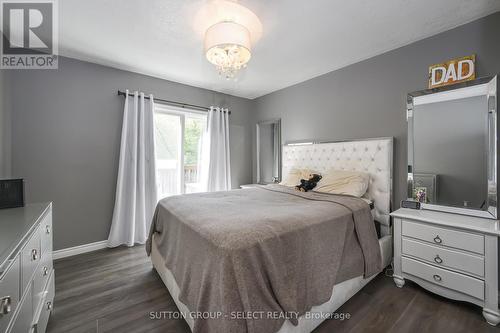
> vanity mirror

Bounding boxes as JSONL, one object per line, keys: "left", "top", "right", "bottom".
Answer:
{"left": 256, "top": 119, "right": 281, "bottom": 184}
{"left": 407, "top": 76, "right": 498, "bottom": 218}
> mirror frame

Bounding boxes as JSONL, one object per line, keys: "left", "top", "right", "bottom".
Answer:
{"left": 407, "top": 75, "right": 498, "bottom": 219}
{"left": 256, "top": 119, "right": 282, "bottom": 184}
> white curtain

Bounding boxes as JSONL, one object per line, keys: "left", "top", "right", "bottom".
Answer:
{"left": 201, "top": 107, "right": 232, "bottom": 191}
{"left": 108, "top": 91, "right": 157, "bottom": 247}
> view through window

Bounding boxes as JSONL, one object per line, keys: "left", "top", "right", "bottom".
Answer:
{"left": 153, "top": 105, "right": 207, "bottom": 199}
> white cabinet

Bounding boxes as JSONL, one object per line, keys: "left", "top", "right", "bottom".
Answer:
{"left": 0, "top": 203, "right": 54, "bottom": 333}
{"left": 392, "top": 208, "right": 500, "bottom": 325}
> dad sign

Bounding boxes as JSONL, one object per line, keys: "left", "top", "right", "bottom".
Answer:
{"left": 428, "top": 55, "right": 475, "bottom": 89}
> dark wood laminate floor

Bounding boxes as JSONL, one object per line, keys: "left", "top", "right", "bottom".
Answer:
{"left": 47, "top": 246, "right": 497, "bottom": 333}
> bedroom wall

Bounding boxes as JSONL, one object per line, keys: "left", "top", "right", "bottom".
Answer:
{"left": 254, "top": 11, "right": 500, "bottom": 208}
{"left": 0, "top": 70, "right": 11, "bottom": 178}
{"left": 9, "top": 56, "right": 254, "bottom": 250}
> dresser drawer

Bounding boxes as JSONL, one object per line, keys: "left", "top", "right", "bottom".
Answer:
{"left": 402, "top": 220, "right": 484, "bottom": 254}
{"left": 33, "top": 253, "right": 53, "bottom": 310}
{"left": 40, "top": 211, "right": 52, "bottom": 257}
{"left": 7, "top": 282, "right": 33, "bottom": 333}
{"left": 402, "top": 257, "right": 484, "bottom": 300}
{"left": 0, "top": 256, "right": 20, "bottom": 333}
{"left": 33, "top": 270, "right": 54, "bottom": 333}
{"left": 402, "top": 238, "right": 484, "bottom": 277}
{"left": 21, "top": 230, "right": 41, "bottom": 295}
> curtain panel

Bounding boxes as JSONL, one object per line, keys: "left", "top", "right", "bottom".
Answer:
{"left": 201, "top": 107, "right": 232, "bottom": 192}
{"left": 108, "top": 91, "right": 157, "bottom": 247}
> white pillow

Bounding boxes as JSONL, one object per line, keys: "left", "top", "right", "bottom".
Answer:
{"left": 315, "top": 169, "right": 370, "bottom": 197}
{"left": 280, "top": 168, "right": 316, "bottom": 187}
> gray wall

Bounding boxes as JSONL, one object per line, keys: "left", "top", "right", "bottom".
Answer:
{"left": 9, "top": 56, "right": 254, "bottom": 250}
{"left": 254, "top": 11, "right": 500, "bottom": 208}
{"left": 0, "top": 70, "right": 11, "bottom": 178}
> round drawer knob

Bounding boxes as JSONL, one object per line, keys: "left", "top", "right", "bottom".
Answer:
{"left": 31, "top": 249, "right": 39, "bottom": 261}
{"left": 433, "top": 235, "right": 442, "bottom": 244}
{"left": 46, "top": 301, "right": 53, "bottom": 311}
{"left": 434, "top": 255, "right": 443, "bottom": 264}
{"left": 0, "top": 296, "right": 11, "bottom": 315}
{"left": 43, "top": 266, "right": 49, "bottom": 276}
{"left": 46, "top": 225, "right": 51, "bottom": 234}
{"left": 433, "top": 274, "right": 442, "bottom": 282}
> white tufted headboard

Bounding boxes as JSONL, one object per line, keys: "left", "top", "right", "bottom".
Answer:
{"left": 282, "top": 138, "right": 393, "bottom": 233}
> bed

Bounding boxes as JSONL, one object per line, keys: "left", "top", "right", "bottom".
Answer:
{"left": 147, "top": 137, "right": 393, "bottom": 333}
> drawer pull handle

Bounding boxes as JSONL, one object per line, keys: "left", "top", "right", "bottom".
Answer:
{"left": 46, "top": 225, "right": 51, "bottom": 234}
{"left": 434, "top": 255, "right": 443, "bottom": 264}
{"left": 0, "top": 296, "right": 11, "bottom": 315}
{"left": 31, "top": 249, "right": 39, "bottom": 261}
{"left": 433, "top": 235, "right": 442, "bottom": 244}
{"left": 433, "top": 274, "right": 442, "bottom": 282}
{"left": 43, "top": 266, "right": 49, "bottom": 276}
{"left": 46, "top": 301, "right": 53, "bottom": 311}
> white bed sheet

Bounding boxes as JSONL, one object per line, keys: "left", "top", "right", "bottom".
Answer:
{"left": 150, "top": 234, "right": 392, "bottom": 333}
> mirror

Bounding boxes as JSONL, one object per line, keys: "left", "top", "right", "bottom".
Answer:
{"left": 256, "top": 119, "right": 281, "bottom": 184}
{"left": 407, "top": 76, "right": 497, "bottom": 218}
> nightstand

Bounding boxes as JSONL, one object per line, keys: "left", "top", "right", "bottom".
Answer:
{"left": 391, "top": 208, "right": 500, "bottom": 325}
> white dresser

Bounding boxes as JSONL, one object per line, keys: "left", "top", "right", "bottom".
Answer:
{"left": 391, "top": 208, "right": 500, "bottom": 325}
{"left": 0, "top": 203, "right": 54, "bottom": 333}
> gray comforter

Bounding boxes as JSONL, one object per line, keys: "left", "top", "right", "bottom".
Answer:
{"left": 146, "top": 185, "right": 382, "bottom": 333}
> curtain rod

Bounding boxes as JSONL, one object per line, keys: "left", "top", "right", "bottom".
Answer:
{"left": 117, "top": 90, "right": 231, "bottom": 114}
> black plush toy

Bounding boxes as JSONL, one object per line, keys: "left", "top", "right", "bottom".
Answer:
{"left": 295, "top": 174, "right": 322, "bottom": 192}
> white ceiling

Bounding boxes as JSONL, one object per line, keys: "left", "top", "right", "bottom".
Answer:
{"left": 59, "top": 0, "right": 500, "bottom": 99}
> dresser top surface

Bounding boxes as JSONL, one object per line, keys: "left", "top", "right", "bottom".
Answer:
{"left": 391, "top": 208, "right": 500, "bottom": 236}
{"left": 0, "top": 202, "right": 51, "bottom": 269}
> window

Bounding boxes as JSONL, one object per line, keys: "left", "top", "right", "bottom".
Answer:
{"left": 154, "top": 104, "right": 207, "bottom": 199}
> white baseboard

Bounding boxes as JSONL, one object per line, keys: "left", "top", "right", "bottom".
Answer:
{"left": 53, "top": 240, "right": 108, "bottom": 260}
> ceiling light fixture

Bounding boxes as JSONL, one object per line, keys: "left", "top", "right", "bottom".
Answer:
{"left": 198, "top": 1, "right": 262, "bottom": 79}
{"left": 205, "top": 21, "right": 251, "bottom": 79}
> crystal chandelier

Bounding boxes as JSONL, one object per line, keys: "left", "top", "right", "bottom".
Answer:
{"left": 199, "top": 1, "right": 262, "bottom": 79}
{"left": 205, "top": 21, "right": 251, "bottom": 79}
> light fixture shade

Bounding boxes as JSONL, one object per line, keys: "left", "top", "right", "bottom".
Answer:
{"left": 195, "top": 0, "right": 263, "bottom": 45}
{"left": 204, "top": 21, "right": 251, "bottom": 78}
{"left": 204, "top": 21, "right": 251, "bottom": 53}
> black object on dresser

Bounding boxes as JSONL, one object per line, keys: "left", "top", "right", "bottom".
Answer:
{"left": 0, "top": 179, "right": 25, "bottom": 209}
{"left": 401, "top": 200, "right": 421, "bottom": 210}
